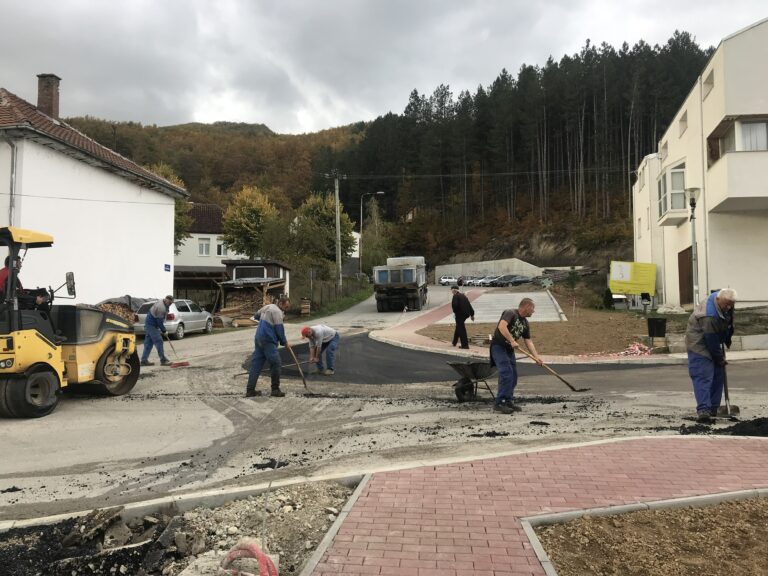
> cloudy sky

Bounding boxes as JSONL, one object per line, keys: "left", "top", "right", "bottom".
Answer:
{"left": 1, "top": 1, "right": 765, "bottom": 134}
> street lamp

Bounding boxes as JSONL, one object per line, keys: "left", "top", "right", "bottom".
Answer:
{"left": 359, "top": 191, "right": 385, "bottom": 274}
{"left": 686, "top": 187, "right": 701, "bottom": 305}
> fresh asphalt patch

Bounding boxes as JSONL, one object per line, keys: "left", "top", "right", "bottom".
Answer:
{"left": 243, "top": 333, "right": 667, "bottom": 385}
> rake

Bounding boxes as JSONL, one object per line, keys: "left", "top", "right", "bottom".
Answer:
{"left": 517, "top": 347, "right": 590, "bottom": 392}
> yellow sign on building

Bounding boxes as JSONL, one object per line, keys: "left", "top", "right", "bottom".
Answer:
{"left": 609, "top": 261, "right": 657, "bottom": 295}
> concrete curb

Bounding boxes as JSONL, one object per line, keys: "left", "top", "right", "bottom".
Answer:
{"left": 521, "top": 487, "right": 768, "bottom": 575}
{"left": 297, "top": 474, "right": 371, "bottom": 576}
{"left": 546, "top": 289, "right": 567, "bottom": 322}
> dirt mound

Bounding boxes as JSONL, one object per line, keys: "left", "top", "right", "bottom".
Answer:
{"left": 679, "top": 417, "right": 768, "bottom": 437}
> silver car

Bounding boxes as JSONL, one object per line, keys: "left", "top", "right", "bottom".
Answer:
{"left": 133, "top": 298, "right": 214, "bottom": 340}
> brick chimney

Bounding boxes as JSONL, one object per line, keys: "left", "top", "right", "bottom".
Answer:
{"left": 37, "top": 74, "right": 61, "bottom": 119}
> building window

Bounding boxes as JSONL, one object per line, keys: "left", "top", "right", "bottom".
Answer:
{"left": 646, "top": 207, "right": 650, "bottom": 230}
{"left": 198, "top": 238, "right": 210, "bottom": 256}
{"left": 669, "top": 163, "right": 686, "bottom": 209}
{"left": 638, "top": 167, "right": 645, "bottom": 190}
{"left": 660, "top": 142, "right": 668, "bottom": 161}
{"left": 703, "top": 70, "right": 714, "bottom": 100}
{"left": 657, "top": 163, "right": 685, "bottom": 218}
{"left": 637, "top": 218, "right": 642, "bottom": 239}
{"left": 216, "top": 242, "right": 228, "bottom": 256}
{"left": 679, "top": 111, "right": 688, "bottom": 137}
{"left": 742, "top": 121, "right": 768, "bottom": 151}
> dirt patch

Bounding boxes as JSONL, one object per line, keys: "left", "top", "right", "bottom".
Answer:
{"left": 416, "top": 309, "right": 648, "bottom": 355}
{"left": 0, "top": 481, "right": 352, "bottom": 576}
{"left": 536, "top": 497, "right": 768, "bottom": 576}
{"left": 679, "top": 417, "right": 768, "bottom": 437}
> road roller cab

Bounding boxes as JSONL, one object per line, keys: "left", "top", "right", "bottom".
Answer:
{"left": 0, "top": 226, "right": 140, "bottom": 418}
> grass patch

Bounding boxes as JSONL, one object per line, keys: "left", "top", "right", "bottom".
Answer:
{"left": 286, "top": 287, "right": 373, "bottom": 322}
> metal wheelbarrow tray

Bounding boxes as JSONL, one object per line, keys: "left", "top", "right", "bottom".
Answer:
{"left": 447, "top": 361, "right": 497, "bottom": 402}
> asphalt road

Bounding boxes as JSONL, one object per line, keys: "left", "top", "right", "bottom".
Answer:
{"left": 2, "top": 295, "right": 767, "bottom": 522}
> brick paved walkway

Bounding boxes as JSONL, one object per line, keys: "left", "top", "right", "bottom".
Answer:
{"left": 311, "top": 437, "right": 768, "bottom": 575}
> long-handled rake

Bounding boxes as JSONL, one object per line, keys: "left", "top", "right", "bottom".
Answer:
{"left": 163, "top": 332, "right": 190, "bottom": 368}
{"left": 717, "top": 345, "right": 740, "bottom": 418}
{"left": 517, "top": 347, "right": 590, "bottom": 392}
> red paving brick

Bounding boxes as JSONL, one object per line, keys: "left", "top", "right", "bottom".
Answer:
{"left": 312, "top": 437, "right": 768, "bottom": 575}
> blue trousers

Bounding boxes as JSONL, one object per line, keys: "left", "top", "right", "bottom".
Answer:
{"left": 491, "top": 343, "right": 517, "bottom": 405}
{"left": 141, "top": 325, "right": 167, "bottom": 362}
{"left": 247, "top": 338, "right": 281, "bottom": 392}
{"left": 315, "top": 332, "right": 340, "bottom": 371}
{"left": 687, "top": 351, "right": 724, "bottom": 414}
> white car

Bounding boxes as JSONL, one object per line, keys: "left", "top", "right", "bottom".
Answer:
{"left": 133, "top": 299, "right": 214, "bottom": 340}
{"left": 439, "top": 275, "right": 458, "bottom": 286}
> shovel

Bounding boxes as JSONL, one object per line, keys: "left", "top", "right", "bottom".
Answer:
{"left": 716, "top": 346, "right": 740, "bottom": 418}
{"left": 518, "top": 347, "right": 590, "bottom": 392}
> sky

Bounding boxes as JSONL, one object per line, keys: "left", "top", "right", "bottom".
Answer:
{"left": 1, "top": 1, "right": 766, "bottom": 134}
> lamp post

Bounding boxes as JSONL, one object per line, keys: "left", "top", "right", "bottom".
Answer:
{"left": 686, "top": 187, "right": 701, "bottom": 305}
{"left": 359, "top": 191, "right": 385, "bottom": 274}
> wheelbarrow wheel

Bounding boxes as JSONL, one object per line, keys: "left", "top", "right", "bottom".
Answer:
{"left": 453, "top": 377, "right": 475, "bottom": 402}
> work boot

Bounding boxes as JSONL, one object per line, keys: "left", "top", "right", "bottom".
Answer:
{"left": 160, "top": 358, "right": 172, "bottom": 367}
{"left": 245, "top": 390, "right": 262, "bottom": 398}
{"left": 493, "top": 403, "right": 514, "bottom": 415}
{"left": 696, "top": 411, "right": 712, "bottom": 423}
{"left": 270, "top": 388, "right": 285, "bottom": 397}
{"left": 322, "top": 369, "right": 335, "bottom": 376}
{"left": 140, "top": 360, "right": 155, "bottom": 367}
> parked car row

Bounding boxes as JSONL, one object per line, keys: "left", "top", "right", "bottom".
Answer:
{"left": 439, "top": 274, "right": 533, "bottom": 287}
{"left": 133, "top": 298, "right": 214, "bottom": 339}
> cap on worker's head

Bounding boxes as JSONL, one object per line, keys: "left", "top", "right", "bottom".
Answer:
{"left": 165, "top": 295, "right": 174, "bottom": 302}
{"left": 301, "top": 326, "right": 312, "bottom": 338}
{"left": 451, "top": 285, "right": 459, "bottom": 291}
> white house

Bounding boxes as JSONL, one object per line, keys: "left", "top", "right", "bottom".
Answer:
{"left": 0, "top": 74, "right": 187, "bottom": 304}
{"left": 175, "top": 203, "right": 247, "bottom": 268}
{"left": 633, "top": 19, "right": 768, "bottom": 308}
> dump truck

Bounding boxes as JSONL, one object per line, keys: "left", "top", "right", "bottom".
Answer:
{"left": 373, "top": 256, "right": 428, "bottom": 312}
{"left": 0, "top": 227, "right": 140, "bottom": 418}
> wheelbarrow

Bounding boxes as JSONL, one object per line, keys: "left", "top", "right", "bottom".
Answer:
{"left": 447, "top": 361, "right": 496, "bottom": 402}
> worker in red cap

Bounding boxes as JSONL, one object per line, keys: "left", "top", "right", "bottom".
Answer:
{"left": 301, "top": 324, "right": 340, "bottom": 375}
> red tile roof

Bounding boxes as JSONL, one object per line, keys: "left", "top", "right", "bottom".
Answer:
{"left": 190, "top": 203, "right": 225, "bottom": 234}
{"left": 0, "top": 88, "right": 187, "bottom": 198}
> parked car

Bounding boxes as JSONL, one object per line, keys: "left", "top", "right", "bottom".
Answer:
{"left": 477, "top": 275, "right": 500, "bottom": 286}
{"left": 490, "top": 274, "right": 516, "bottom": 286}
{"left": 133, "top": 299, "right": 214, "bottom": 340}
{"left": 466, "top": 276, "right": 485, "bottom": 286}
{"left": 494, "top": 274, "right": 533, "bottom": 287}
{"left": 439, "top": 275, "right": 458, "bottom": 286}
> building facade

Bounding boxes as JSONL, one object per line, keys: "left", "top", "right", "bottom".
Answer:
{"left": 0, "top": 75, "right": 187, "bottom": 304}
{"left": 633, "top": 19, "right": 768, "bottom": 308}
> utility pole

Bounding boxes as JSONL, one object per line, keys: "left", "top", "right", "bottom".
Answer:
{"left": 325, "top": 170, "right": 346, "bottom": 289}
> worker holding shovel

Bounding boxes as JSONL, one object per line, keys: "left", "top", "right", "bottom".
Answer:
{"left": 685, "top": 288, "right": 737, "bottom": 423}
{"left": 246, "top": 296, "right": 291, "bottom": 398}
{"left": 490, "top": 298, "right": 543, "bottom": 414}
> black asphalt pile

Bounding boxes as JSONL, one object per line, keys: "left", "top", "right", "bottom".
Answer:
{"left": 679, "top": 417, "right": 768, "bottom": 437}
{"left": 716, "top": 417, "right": 768, "bottom": 437}
{"left": 0, "top": 506, "right": 204, "bottom": 576}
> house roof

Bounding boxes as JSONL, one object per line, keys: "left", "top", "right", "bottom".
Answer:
{"left": 222, "top": 258, "right": 292, "bottom": 271}
{"left": 0, "top": 88, "right": 187, "bottom": 199}
{"left": 190, "top": 203, "right": 224, "bottom": 234}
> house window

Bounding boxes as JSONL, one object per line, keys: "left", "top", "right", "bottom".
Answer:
{"left": 198, "top": 238, "right": 210, "bottom": 256}
{"left": 638, "top": 167, "right": 645, "bottom": 191}
{"left": 657, "top": 163, "right": 685, "bottom": 217}
{"left": 669, "top": 164, "right": 686, "bottom": 209}
{"left": 216, "top": 242, "right": 229, "bottom": 256}
{"left": 637, "top": 218, "right": 642, "bottom": 239}
{"left": 703, "top": 70, "right": 714, "bottom": 100}
{"left": 679, "top": 111, "right": 688, "bottom": 137}
{"left": 742, "top": 122, "right": 768, "bottom": 151}
{"left": 720, "top": 124, "right": 736, "bottom": 155}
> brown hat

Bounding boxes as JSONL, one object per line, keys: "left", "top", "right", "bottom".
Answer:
{"left": 451, "top": 286, "right": 459, "bottom": 291}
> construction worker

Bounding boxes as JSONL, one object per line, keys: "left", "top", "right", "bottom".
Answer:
{"left": 141, "top": 295, "right": 174, "bottom": 367}
{"left": 685, "top": 288, "right": 737, "bottom": 423}
{"left": 451, "top": 286, "right": 474, "bottom": 349}
{"left": 490, "top": 297, "right": 543, "bottom": 414}
{"left": 247, "top": 296, "right": 291, "bottom": 397}
{"left": 301, "top": 324, "right": 340, "bottom": 375}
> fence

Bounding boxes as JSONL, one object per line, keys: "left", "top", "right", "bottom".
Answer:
{"left": 290, "top": 276, "right": 370, "bottom": 313}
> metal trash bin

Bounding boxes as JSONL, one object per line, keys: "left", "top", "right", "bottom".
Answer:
{"left": 647, "top": 317, "right": 667, "bottom": 338}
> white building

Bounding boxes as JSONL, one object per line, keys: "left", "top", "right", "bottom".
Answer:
{"left": 633, "top": 19, "right": 768, "bottom": 308}
{"left": 0, "top": 74, "right": 187, "bottom": 304}
{"left": 175, "top": 203, "right": 247, "bottom": 268}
